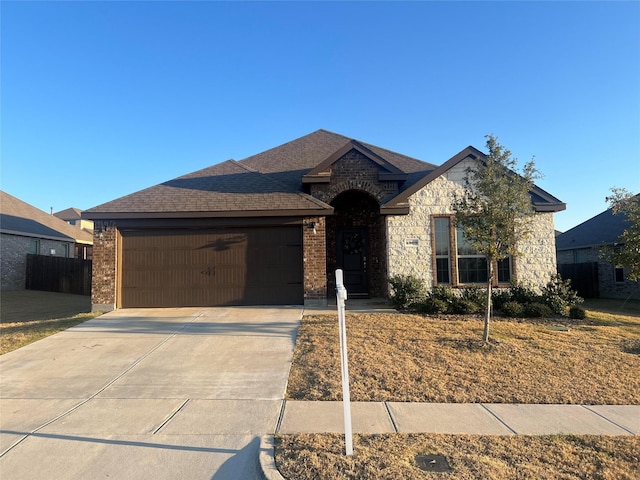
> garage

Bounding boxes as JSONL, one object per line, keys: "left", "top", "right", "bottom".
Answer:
{"left": 120, "top": 226, "right": 303, "bottom": 308}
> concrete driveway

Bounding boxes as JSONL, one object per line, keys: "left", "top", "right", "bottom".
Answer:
{"left": 0, "top": 306, "right": 302, "bottom": 479}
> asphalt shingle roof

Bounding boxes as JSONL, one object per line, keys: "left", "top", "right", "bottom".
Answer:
{"left": 556, "top": 207, "right": 631, "bottom": 250}
{"left": 83, "top": 129, "right": 563, "bottom": 219}
{"left": 1, "top": 191, "right": 93, "bottom": 243}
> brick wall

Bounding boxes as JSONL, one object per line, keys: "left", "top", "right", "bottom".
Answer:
{"left": 303, "top": 216, "right": 327, "bottom": 304}
{"left": 1, "top": 233, "right": 75, "bottom": 290}
{"left": 308, "top": 149, "right": 393, "bottom": 298}
{"left": 310, "top": 150, "right": 396, "bottom": 204}
{"left": 90, "top": 222, "right": 118, "bottom": 311}
{"left": 558, "top": 246, "right": 640, "bottom": 300}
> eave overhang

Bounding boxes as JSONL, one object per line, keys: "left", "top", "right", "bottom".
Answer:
{"left": 380, "top": 204, "right": 410, "bottom": 215}
{"left": 83, "top": 207, "right": 334, "bottom": 221}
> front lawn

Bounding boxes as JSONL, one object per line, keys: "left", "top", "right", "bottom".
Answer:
{"left": 275, "top": 433, "right": 639, "bottom": 480}
{"left": 276, "top": 310, "right": 640, "bottom": 479}
{"left": 286, "top": 313, "right": 640, "bottom": 404}
{"left": 0, "top": 313, "right": 101, "bottom": 355}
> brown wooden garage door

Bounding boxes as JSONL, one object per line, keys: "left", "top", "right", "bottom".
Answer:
{"left": 120, "top": 227, "right": 303, "bottom": 308}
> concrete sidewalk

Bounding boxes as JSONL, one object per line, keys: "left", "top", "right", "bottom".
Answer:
{"left": 276, "top": 401, "right": 639, "bottom": 436}
{"left": 260, "top": 401, "right": 639, "bottom": 479}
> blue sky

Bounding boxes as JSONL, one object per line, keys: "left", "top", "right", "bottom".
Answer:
{"left": 2, "top": 1, "right": 639, "bottom": 232}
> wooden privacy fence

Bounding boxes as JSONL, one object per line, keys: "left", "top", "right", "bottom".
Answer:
{"left": 26, "top": 254, "right": 92, "bottom": 296}
{"left": 557, "top": 262, "right": 599, "bottom": 299}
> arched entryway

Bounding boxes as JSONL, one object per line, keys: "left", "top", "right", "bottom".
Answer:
{"left": 326, "top": 190, "right": 387, "bottom": 298}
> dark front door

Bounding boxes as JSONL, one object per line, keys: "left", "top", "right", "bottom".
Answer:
{"left": 337, "top": 228, "right": 368, "bottom": 296}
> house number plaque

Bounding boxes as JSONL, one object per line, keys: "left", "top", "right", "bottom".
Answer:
{"left": 200, "top": 266, "right": 216, "bottom": 277}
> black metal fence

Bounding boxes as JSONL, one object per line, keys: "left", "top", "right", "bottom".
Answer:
{"left": 557, "top": 262, "right": 599, "bottom": 298}
{"left": 26, "top": 254, "right": 92, "bottom": 296}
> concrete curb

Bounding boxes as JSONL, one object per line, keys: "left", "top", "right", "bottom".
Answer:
{"left": 259, "top": 435, "right": 286, "bottom": 480}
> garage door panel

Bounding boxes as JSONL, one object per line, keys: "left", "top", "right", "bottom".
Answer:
{"left": 120, "top": 227, "right": 302, "bottom": 307}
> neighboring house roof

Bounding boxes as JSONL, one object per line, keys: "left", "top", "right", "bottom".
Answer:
{"left": 83, "top": 129, "right": 565, "bottom": 219}
{"left": 53, "top": 207, "right": 83, "bottom": 221}
{"left": 0, "top": 191, "right": 93, "bottom": 244}
{"left": 556, "top": 206, "right": 631, "bottom": 250}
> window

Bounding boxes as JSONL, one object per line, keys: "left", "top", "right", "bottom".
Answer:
{"left": 433, "top": 218, "right": 451, "bottom": 284}
{"left": 28, "top": 239, "right": 40, "bottom": 255}
{"left": 431, "top": 216, "right": 512, "bottom": 285}
{"left": 614, "top": 266, "right": 625, "bottom": 283}
{"left": 456, "top": 226, "right": 489, "bottom": 283}
{"left": 573, "top": 248, "right": 590, "bottom": 264}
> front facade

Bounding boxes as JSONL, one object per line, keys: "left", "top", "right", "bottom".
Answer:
{"left": 0, "top": 191, "right": 93, "bottom": 291}
{"left": 556, "top": 205, "right": 639, "bottom": 300}
{"left": 84, "top": 130, "right": 565, "bottom": 311}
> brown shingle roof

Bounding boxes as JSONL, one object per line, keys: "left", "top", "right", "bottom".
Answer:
{"left": 53, "top": 207, "right": 83, "bottom": 221}
{"left": 84, "top": 159, "right": 333, "bottom": 218}
{"left": 83, "top": 129, "right": 564, "bottom": 219}
{"left": 1, "top": 191, "right": 93, "bottom": 244}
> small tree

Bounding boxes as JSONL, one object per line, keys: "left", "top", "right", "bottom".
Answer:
{"left": 602, "top": 188, "right": 640, "bottom": 281}
{"left": 452, "top": 135, "right": 540, "bottom": 342}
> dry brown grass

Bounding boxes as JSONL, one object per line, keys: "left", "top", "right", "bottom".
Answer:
{"left": 0, "top": 313, "right": 100, "bottom": 355}
{"left": 286, "top": 313, "right": 640, "bottom": 404}
{"left": 275, "top": 433, "right": 640, "bottom": 480}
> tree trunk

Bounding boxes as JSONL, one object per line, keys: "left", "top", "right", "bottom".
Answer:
{"left": 483, "top": 264, "right": 493, "bottom": 343}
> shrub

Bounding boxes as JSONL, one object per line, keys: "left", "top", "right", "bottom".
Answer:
{"left": 414, "top": 298, "right": 449, "bottom": 314}
{"left": 461, "top": 285, "right": 487, "bottom": 309}
{"left": 569, "top": 305, "right": 586, "bottom": 320}
{"left": 509, "top": 283, "right": 539, "bottom": 304}
{"left": 388, "top": 275, "right": 426, "bottom": 310}
{"left": 452, "top": 298, "right": 481, "bottom": 314}
{"left": 541, "top": 274, "right": 584, "bottom": 316}
{"left": 430, "top": 285, "right": 458, "bottom": 307}
{"left": 501, "top": 301, "right": 524, "bottom": 317}
{"left": 523, "top": 302, "right": 553, "bottom": 318}
{"left": 492, "top": 289, "right": 512, "bottom": 310}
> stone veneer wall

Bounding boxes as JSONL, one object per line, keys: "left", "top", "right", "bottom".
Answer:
{"left": 91, "top": 222, "right": 118, "bottom": 312}
{"left": 303, "top": 216, "right": 327, "bottom": 305}
{"left": 386, "top": 158, "right": 558, "bottom": 292}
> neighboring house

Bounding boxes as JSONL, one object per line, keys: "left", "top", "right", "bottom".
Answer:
{"left": 0, "top": 191, "right": 93, "bottom": 291}
{"left": 556, "top": 203, "right": 639, "bottom": 300}
{"left": 83, "top": 129, "right": 565, "bottom": 311}
{"left": 54, "top": 207, "right": 94, "bottom": 259}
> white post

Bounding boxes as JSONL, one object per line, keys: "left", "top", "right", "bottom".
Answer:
{"left": 335, "top": 269, "right": 353, "bottom": 456}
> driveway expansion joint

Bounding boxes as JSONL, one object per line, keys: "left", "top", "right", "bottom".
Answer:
{"left": 152, "top": 399, "right": 191, "bottom": 434}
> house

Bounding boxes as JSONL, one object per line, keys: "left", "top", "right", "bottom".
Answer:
{"left": 83, "top": 129, "right": 565, "bottom": 311}
{"left": 0, "top": 191, "right": 93, "bottom": 291}
{"left": 556, "top": 201, "right": 639, "bottom": 300}
{"left": 54, "top": 207, "right": 94, "bottom": 259}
